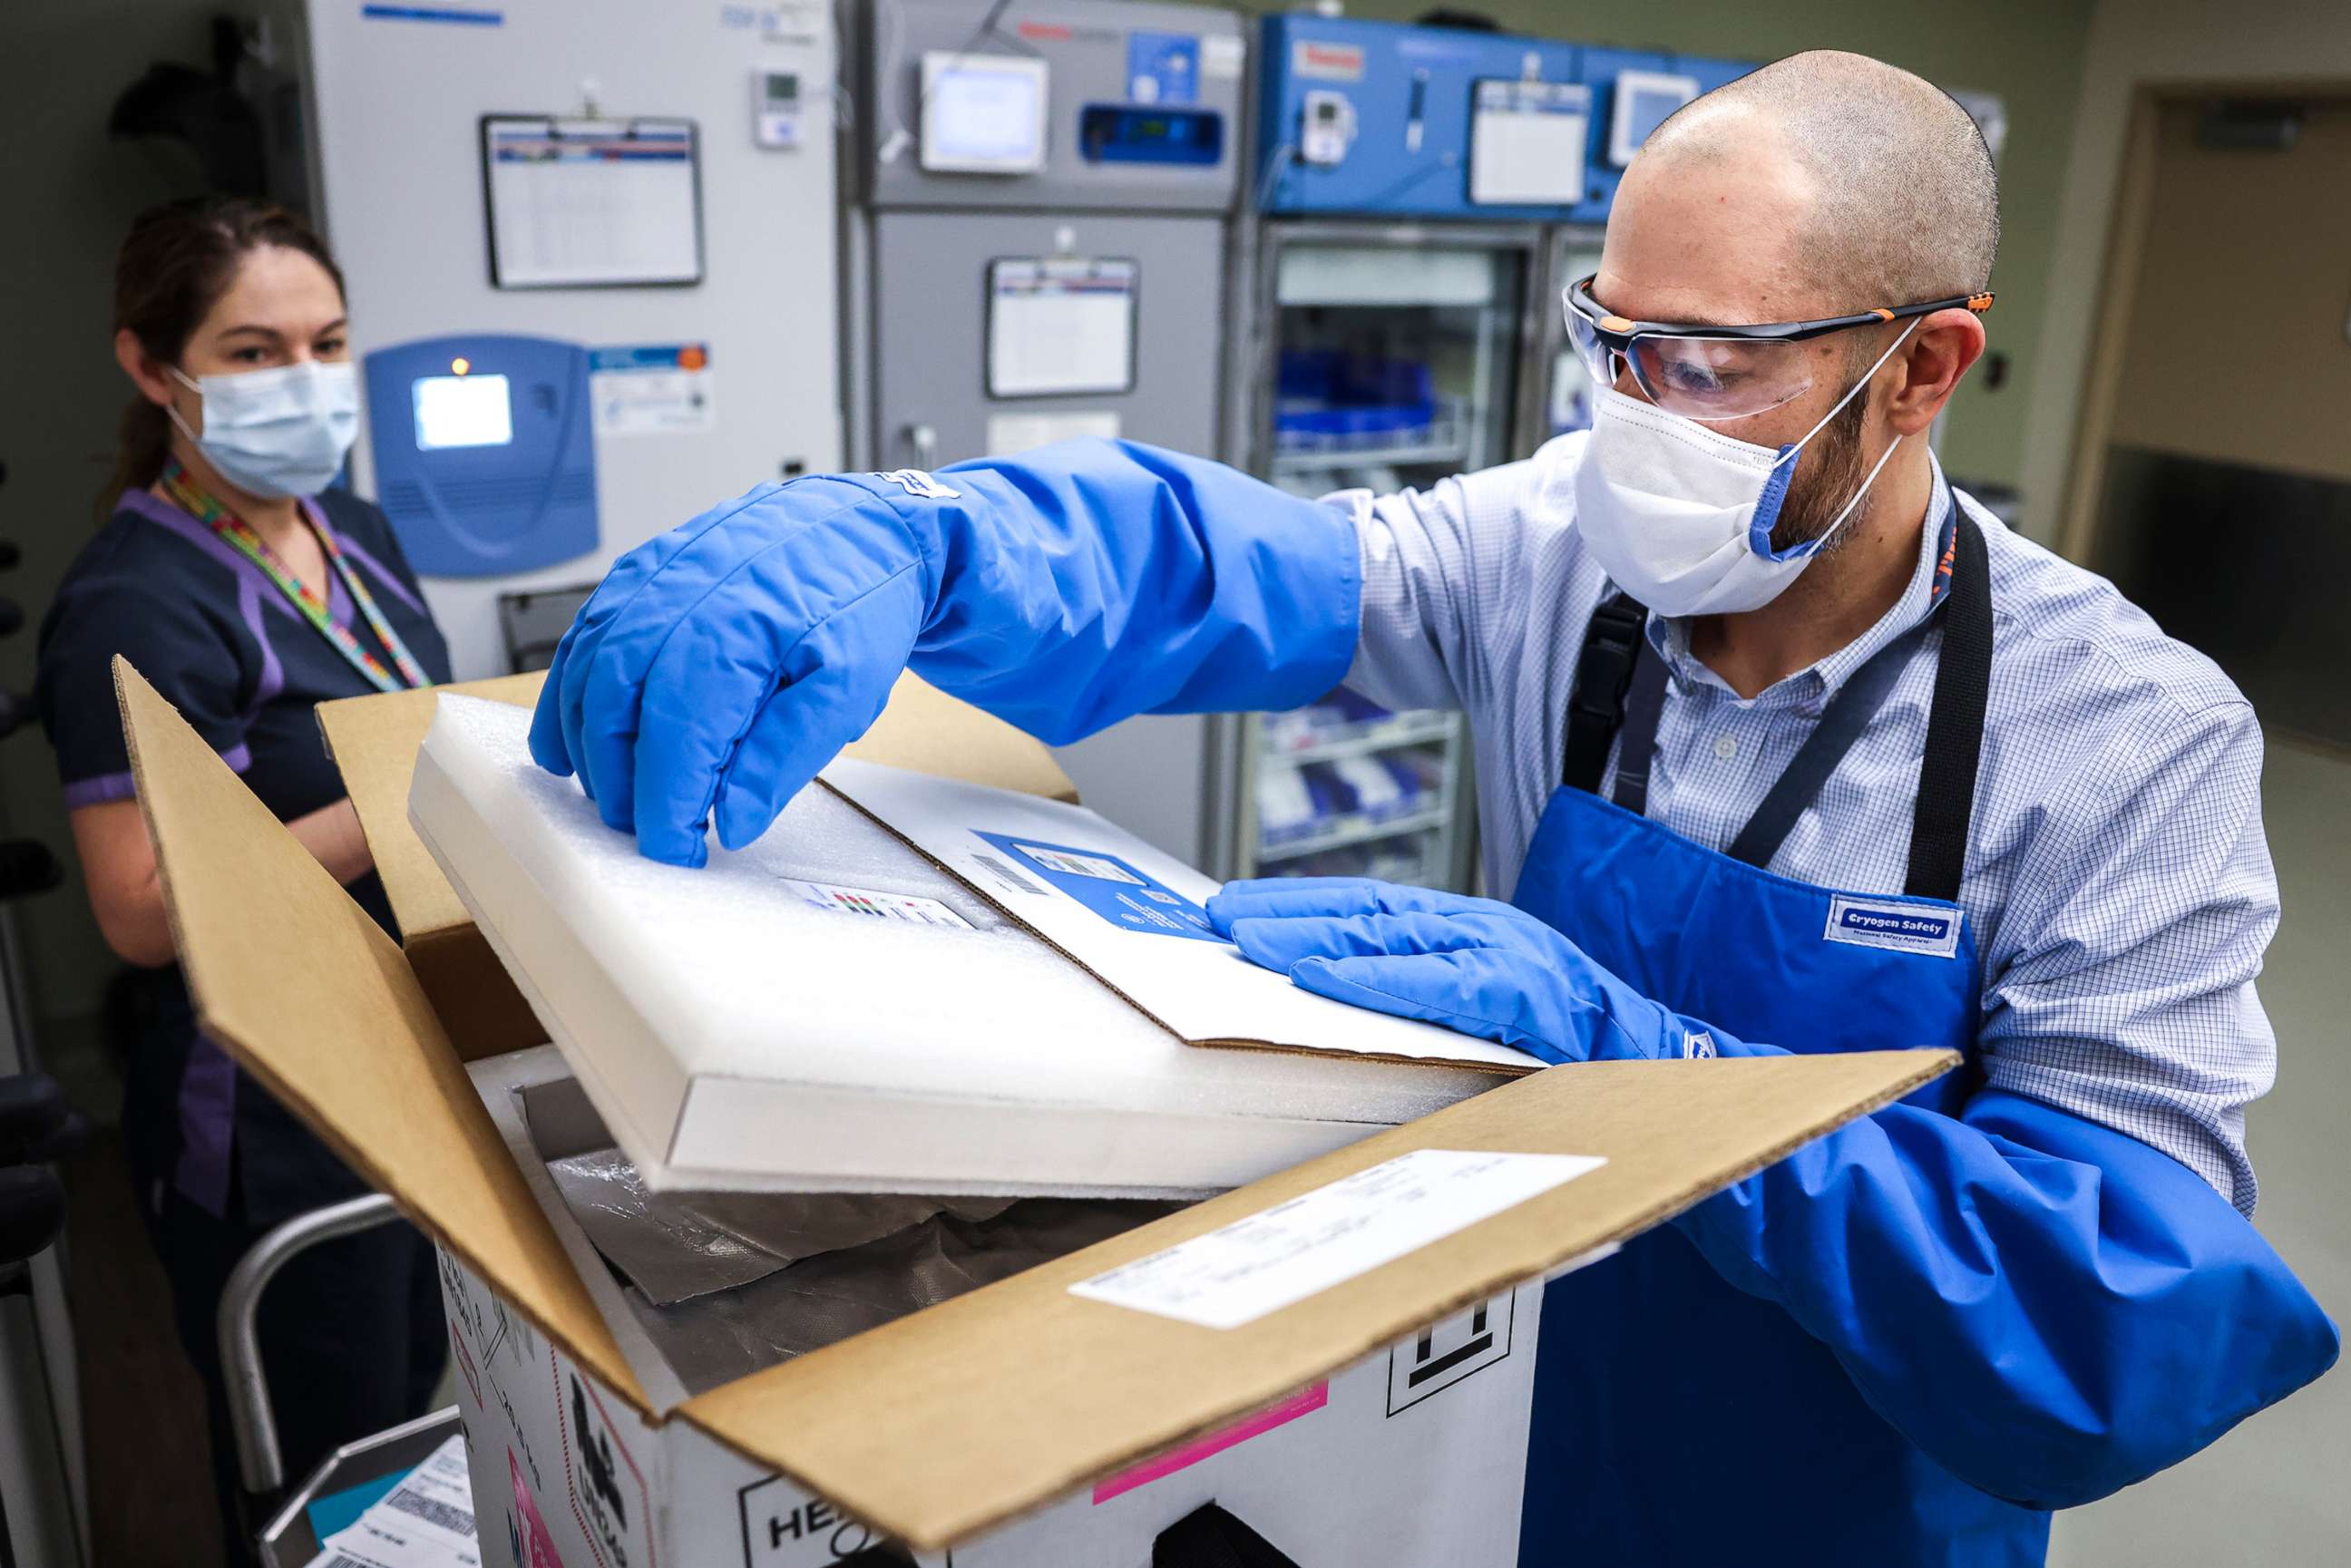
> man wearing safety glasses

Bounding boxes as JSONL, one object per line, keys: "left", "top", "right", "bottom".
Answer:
{"left": 532, "top": 49, "right": 2335, "bottom": 1567}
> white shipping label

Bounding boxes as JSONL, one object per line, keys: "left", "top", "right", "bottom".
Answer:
{"left": 371, "top": 1434, "right": 479, "bottom": 1547}
{"left": 316, "top": 1519, "right": 481, "bottom": 1568}
{"left": 1069, "top": 1149, "right": 1605, "bottom": 1329}
{"left": 311, "top": 1433, "right": 481, "bottom": 1568}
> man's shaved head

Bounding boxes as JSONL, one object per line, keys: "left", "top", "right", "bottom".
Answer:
{"left": 1589, "top": 53, "right": 1999, "bottom": 561}
{"left": 1639, "top": 50, "right": 1999, "bottom": 309}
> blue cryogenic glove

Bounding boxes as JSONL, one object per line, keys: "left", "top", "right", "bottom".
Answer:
{"left": 1205, "top": 877, "right": 1738, "bottom": 1062}
{"left": 1679, "top": 1087, "right": 2340, "bottom": 1505}
{"left": 530, "top": 441, "right": 1360, "bottom": 865}
{"left": 1210, "top": 877, "right": 2339, "bottom": 1506}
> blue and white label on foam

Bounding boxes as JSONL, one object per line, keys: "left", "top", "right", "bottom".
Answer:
{"left": 974, "top": 833, "right": 1224, "bottom": 942}
{"left": 1127, "top": 31, "right": 1200, "bottom": 105}
{"left": 1823, "top": 895, "right": 1963, "bottom": 959}
{"left": 779, "top": 879, "right": 973, "bottom": 929}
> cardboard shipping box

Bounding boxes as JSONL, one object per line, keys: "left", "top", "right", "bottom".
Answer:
{"left": 118, "top": 662, "right": 1955, "bottom": 1563}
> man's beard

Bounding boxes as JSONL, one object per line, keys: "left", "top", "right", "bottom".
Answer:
{"left": 1767, "top": 391, "right": 1873, "bottom": 559}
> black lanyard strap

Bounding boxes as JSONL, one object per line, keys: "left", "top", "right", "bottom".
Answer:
{"left": 1608, "top": 643, "right": 1673, "bottom": 818}
{"left": 1560, "top": 492, "right": 1993, "bottom": 902}
{"left": 1722, "top": 614, "right": 1923, "bottom": 870}
{"left": 1559, "top": 590, "right": 1650, "bottom": 796}
{"left": 1904, "top": 504, "right": 1992, "bottom": 901}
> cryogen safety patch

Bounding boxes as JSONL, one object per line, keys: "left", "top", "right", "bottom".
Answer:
{"left": 974, "top": 832, "right": 1223, "bottom": 941}
{"left": 1823, "top": 895, "right": 1963, "bottom": 959}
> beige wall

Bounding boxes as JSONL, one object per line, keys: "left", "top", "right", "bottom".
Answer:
{"left": 2020, "top": 0, "right": 2351, "bottom": 541}
{"left": 1243, "top": 0, "right": 2102, "bottom": 498}
{"left": 2105, "top": 98, "right": 2351, "bottom": 486}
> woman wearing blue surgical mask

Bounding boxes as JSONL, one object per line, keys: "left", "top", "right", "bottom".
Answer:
{"left": 34, "top": 196, "right": 453, "bottom": 1564}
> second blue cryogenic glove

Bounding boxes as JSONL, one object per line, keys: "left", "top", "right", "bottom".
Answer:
{"left": 1206, "top": 878, "right": 1743, "bottom": 1063}
{"left": 529, "top": 472, "right": 936, "bottom": 865}
{"left": 531, "top": 440, "right": 1362, "bottom": 866}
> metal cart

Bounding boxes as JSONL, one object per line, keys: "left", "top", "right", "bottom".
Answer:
{"left": 219, "top": 1193, "right": 464, "bottom": 1568}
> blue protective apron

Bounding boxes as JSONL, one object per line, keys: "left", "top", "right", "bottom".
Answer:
{"left": 1509, "top": 506, "right": 2044, "bottom": 1565}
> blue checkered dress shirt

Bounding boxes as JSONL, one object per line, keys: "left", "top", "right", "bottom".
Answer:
{"left": 1341, "top": 435, "right": 2279, "bottom": 1213}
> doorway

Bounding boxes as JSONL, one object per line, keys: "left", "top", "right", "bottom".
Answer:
{"left": 2062, "top": 89, "right": 2351, "bottom": 746}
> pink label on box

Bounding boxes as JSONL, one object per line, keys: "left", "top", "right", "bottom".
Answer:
{"left": 1092, "top": 1382, "right": 1329, "bottom": 1505}
{"left": 512, "top": 1449, "right": 567, "bottom": 1568}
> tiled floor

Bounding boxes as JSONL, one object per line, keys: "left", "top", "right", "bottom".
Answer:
{"left": 63, "top": 1126, "right": 222, "bottom": 1567}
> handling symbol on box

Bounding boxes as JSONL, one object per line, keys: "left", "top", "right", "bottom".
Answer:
{"left": 576, "top": 1378, "right": 629, "bottom": 1538}
{"left": 739, "top": 1474, "right": 902, "bottom": 1565}
{"left": 1388, "top": 1293, "right": 1515, "bottom": 1416}
{"left": 556, "top": 1354, "right": 656, "bottom": 1568}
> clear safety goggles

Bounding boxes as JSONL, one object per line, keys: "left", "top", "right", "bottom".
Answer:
{"left": 1563, "top": 275, "right": 1994, "bottom": 423}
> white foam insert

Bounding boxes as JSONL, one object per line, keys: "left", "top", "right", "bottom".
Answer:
{"left": 411, "top": 696, "right": 1512, "bottom": 1194}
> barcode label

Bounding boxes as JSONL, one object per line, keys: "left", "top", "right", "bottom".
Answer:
{"left": 386, "top": 1485, "right": 477, "bottom": 1537}
{"left": 971, "top": 852, "right": 1046, "bottom": 897}
{"left": 318, "top": 1556, "right": 375, "bottom": 1568}
{"left": 777, "top": 878, "right": 975, "bottom": 928}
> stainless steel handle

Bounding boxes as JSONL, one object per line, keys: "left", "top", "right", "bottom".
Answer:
{"left": 905, "top": 423, "right": 938, "bottom": 470}
{"left": 219, "top": 1193, "right": 404, "bottom": 1495}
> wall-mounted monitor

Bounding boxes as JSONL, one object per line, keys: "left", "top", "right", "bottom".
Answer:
{"left": 412, "top": 372, "right": 515, "bottom": 450}
{"left": 1608, "top": 71, "right": 1700, "bottom": 168}
{"left": 921, "top": 53, "right": 1050, "bottom": 174}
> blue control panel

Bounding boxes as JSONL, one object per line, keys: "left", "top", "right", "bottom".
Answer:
{"left": 1078, "top": 104, "right": 1224, "bottom": 165}
{"left": 1258, "top": 15, "right": 1751, "bottom": 224}
{"left": 1259, "top": 16, "right": 1583, "bottom": 220}
{"left": 363, "top": 334, "right": 598, "bottom": 579}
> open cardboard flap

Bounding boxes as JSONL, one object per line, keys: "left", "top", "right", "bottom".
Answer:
{"left": 686, "top": 1047, "right": 1954, "bottom": 1546}
{"left": 124, "top": 659, "right": 1956, "bottom": 1551}
{"left": 116, "top": 658, "right": 649, "bottom": 1407}
{"left": 317, "top": 672, "right": 546, "bottom": 1061}
{"left": 317, "top": 669, "right": 1082, "bottom": 1062}
{"left": 317, "top": 671, "right": 544, "bottom": 944}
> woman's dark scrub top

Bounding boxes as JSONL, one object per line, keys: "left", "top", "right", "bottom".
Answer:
{"left": 35, "top": 485, "right": 453, "bottom": 1226}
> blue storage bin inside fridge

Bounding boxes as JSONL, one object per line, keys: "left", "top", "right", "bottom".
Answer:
{"left": 1274, "top": 352, "right": 1439, "bottom": 447}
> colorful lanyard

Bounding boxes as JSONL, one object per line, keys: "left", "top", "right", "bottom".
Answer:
{"left": 161, "top": 461, "right": 432, "bottom": 695}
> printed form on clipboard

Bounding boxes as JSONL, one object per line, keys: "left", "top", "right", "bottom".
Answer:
{"left": 822, "top": 757, "right": 1540, "bottom": 1074}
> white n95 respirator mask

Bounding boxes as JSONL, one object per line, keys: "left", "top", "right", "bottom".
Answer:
{"left": 1569, "top": 319, "right": 1917, "bottom": 617}
{"left": 169, "top": 359, "right": 361, "bottom": 501}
